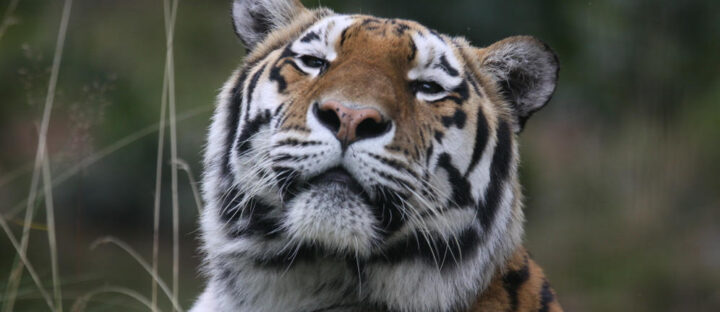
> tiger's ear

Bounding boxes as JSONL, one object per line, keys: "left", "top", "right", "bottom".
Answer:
{"left": 232, "top": 0, "right": 307, "bottom": 50}
{"left": 478, "top": 36, "right": 559, "bottom": 132}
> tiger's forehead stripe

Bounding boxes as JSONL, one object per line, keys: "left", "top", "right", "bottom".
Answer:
{"left": 290, "top": 14, "right": 464, "bottom": 88}
{"left": 408, "top": 31, "right": 464, "bottom": 89}
{"left": 290, "top": 15, "right": 355, "bottom": 61}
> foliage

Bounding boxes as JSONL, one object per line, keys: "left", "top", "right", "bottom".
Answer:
{"left": 0, "top": 0, "right": 718, "bottom": 311}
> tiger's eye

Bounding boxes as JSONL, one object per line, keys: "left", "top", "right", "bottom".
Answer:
{"left": 412, "top": 80, "right": 444, "bottom": 94}
{"left": 300, "top": 55, "right": 328, "bottom": 69}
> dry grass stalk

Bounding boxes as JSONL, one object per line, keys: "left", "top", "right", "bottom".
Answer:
{"left": 70, "top": 285, "right": 156, "bottom": 312}
{"left": 0, "top": 214, "right": 56, "bottom": 311}
{"left": 42, "top": 145, "right": 63, "bottom": 312}
{"left": 151, "top": 37, "right": 171, "bottom": 312}
{"left": 174, "top": 159, "right": 204, "bottom": 214}
{"left": 3, "top": 0, "right": 73, "bottom": 311}
{"left": 90, "top": 237, "right": 184, "bottom": 312}
{"left": 161, "top": 0, "right": 181, "bottom": 310}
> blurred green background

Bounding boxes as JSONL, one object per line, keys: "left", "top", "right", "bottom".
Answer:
{"left": 1, "top": 0, "right": 719, "bottom": 311}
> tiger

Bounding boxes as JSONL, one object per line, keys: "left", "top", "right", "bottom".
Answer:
{"left": 191, "top": 0, "right": 562, "bottom": 311}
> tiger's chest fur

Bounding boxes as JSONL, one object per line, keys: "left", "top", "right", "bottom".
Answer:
{"left": 194, "top": 248, "right": 560, "bottom": 312}
{"left": 192, "top": 1, "right": 562, "bottom": 311}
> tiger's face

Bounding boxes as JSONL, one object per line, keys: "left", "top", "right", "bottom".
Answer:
{"left": 202, "top": 0, "right": 557, "bottom": 278}
{"left": 235, "top": 15, "right": 493, "bottom": 257}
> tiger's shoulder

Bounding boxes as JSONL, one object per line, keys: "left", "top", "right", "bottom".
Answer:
{"left": 471, "top": 248, "right": 562, "bottom": 312}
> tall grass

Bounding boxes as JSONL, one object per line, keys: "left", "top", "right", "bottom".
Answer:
{"left": 3, "top": 106, "right": 209, "bottom": 221}
{"left": 89, "top": 237, "right": 183, "bottom": 312}
{"left": 3, "top": 0, "right": 72, "bottom": 311}
{"left": 42, "top": 145, "right": 62, "bottom": 312}
{"left": 153, "top": 0, "right": 179, "bottom": 311}
{"left": 0, "top": 214, "right": 55, "bottom": 310}
{"left": 0, "top": 0, "right": 204, "bottom": 310}
{"left": 161, "top": 1, "right": 182, "bottom": 310}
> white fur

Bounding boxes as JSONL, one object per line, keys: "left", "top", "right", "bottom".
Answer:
{"left": 193, "top": 9, "right": 535, "bottom": 312}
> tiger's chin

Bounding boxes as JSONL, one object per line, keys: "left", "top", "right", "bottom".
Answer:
{"left": 281, "top": 168, "right": 380, "bottom": 258}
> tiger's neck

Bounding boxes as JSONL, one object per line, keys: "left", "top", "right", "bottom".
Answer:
{"left": 198, "top": 245, "right": 563, "bottom": 312}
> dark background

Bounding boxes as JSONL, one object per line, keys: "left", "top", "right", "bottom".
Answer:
{"left": 1, "top": 0, "right": 719, "bottom": 311}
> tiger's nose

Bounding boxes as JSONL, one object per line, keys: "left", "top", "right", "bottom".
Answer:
{"left": 313, "top": 101, "right": 391, "bottom": 147}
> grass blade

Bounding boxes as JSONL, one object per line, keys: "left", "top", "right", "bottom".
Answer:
{"left": 161, "top": 1, "right": 181, "bottom": 310}
{"left": 71, "top": 285, "right": 157, "bottom": 312}
{"left": 42, "top": 145, "right": 63, "bottom": 312}
{"left": 0, "top": 214, "right": 56, "bottom": 311}
{"left": 151, "top": 33, "right": 172, "bottom": 312}
{"left": 3, "top": 0, "right": 73, "bottom": 311}
{"left": 173, "top": 159, "right": 203, "bottom": 214}
{"left": 90, "top": 236, "right": 184, "bottom": 312}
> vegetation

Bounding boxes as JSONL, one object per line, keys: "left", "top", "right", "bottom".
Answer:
{"left": 0, "top": 0, "right": 718, "bottom": 311}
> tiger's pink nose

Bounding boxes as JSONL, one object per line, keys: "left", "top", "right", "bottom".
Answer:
{"left": 313, "top": 101, "right": 391, "bottom": 147}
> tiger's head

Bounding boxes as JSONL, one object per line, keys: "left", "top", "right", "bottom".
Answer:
{"left": 200, "top": 0, "right": 557, "bottom": 310}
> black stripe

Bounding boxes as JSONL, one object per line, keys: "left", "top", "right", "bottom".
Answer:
{"left": 361, "top": 18, "right": 381, "bottom": 26}
{"left": 279, "top": 125, "right": 311, "bottom": 133}
{"left": 452, "top": 81, "right": 470, "bottom": 104}
{"left": 272, "top": 153, "right": 313, "bottom": 162}
{"left": 273, "top": 102, "right": 285, "bottom": 116}
{"left": 369, "top": 167, "right": 413, "bottom": 191}
{"left": 300, "top": 31, "right": 320, "bottom": 43}
{"left": 340, "top": 27, "right": 351, "bottom": 47}
{"left": 502, "top": 256, "right": 530, "bottom": 312}
{"left": 269, "top": 65, "right": 287, "bottom": 93}
{"left": 464, "top": 105, "right": 489, "bottom": 177}
{"left": 219, "top": 187, "right": 245, "bottom": 224}
{"left": 539, "top": 279, "right": 555, "bottom": 312}
{"left": 441, "top": 109, "right": 467, "bottom": 129}
{"left": 395, "top": 23, "right": 410, "bottom": 36}
{"left": 437, "top": 54, "right": 459, "bottom": 77}
{"left": 274, "top": 139, "right": 324, "bottom": 147}
{"left": 244, "top": 64, "right": 268, "bottom": 120}
{"left": 222, "top": 70, "right": 249, "bottom": 175}
{"left": 252, "top": 243, "right": 360, "bottom": 268}
{"left": 235, "top": 109, "right": 272, "bottom": 156}
{"left": 268, "top": 46, "right": 297, "bottom": 93}
{"left": 433, "top": 81, "right": 469, "bottom": 105}
{"left": 425, "top": 144, "right": 434, "bottom": 167}
{"left": 242, "top": 198, "right": 281, "bottom": 238}
{"left": 437, "top": 153, "right": 472, "bottom": 208}
{"left": 478, "top": 120, "right": 513, "bottom": 230}
{"left": 222, "top": 54, "right": 275, "bottom": 175}
{"left": 467, "top": 73, "right": 484, "bottom": 98}
{"left": 371, "top": 226, "right": 480, "bottom": 270}
{"left": 219, "top": 188, "right": 280, "bottom": 239}
{"left": 408, "top": 40, "right": 417, "bottom": 62}
{"left": 366, "top": 153, "right": 418, "bottom": 179}
{"left": 224, "top": 198, "right": 281, "bottom": 239}
{"left": 282, "top": 59, "right": 305, "bottom": 74}
{"left": 271, "top": 165, "right": 300, "bottom": 200}
{"left": 372, "top": 189, "right": 407, "bottom": 235}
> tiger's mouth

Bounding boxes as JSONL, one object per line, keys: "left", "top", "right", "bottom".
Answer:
{"left": 280, "top": 166, "right": 381, "bottom": 257}
{"left": 307, "top": 167, "right": 365, "bottom": 196}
